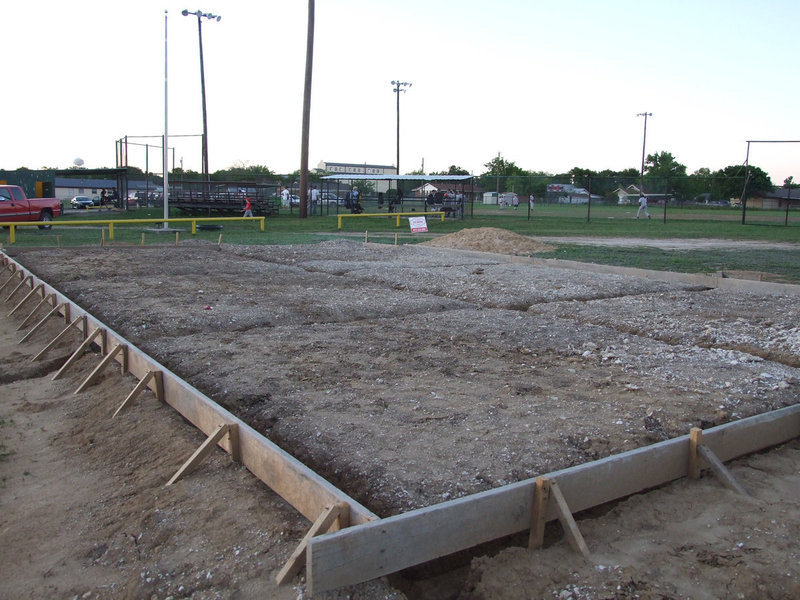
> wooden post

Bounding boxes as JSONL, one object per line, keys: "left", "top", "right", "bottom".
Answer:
{"left": 175, "top": 232, "right": 179, "bottom": 246}
{"left": 141, "top": 233, "right": 145, "bottom": 247}
{"left": 689, "top": 427, "right": 702, "bottom": 479}
{"left": 528, "top": 476, "right": 551, "bottom": 549}
{"left": 364, "top": 230, "right": 369, "bottom": 243}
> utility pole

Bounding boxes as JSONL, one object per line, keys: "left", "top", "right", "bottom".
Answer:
{"left": 391, "top": 80, "right": 411, "bottom": 175}
{"left": 637, "top": 112, "right": 652, "bottom": 195}
{"left": 299, "top": 0, "right": 315, "bottom": 219}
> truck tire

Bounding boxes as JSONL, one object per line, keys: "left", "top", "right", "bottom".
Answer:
{"left": 38, "top": 211, "right": 53, "bottom": 230}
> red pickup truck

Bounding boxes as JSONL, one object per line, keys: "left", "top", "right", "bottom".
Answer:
{"left": 0, "top": 185, "right": 61, "bottom": 229}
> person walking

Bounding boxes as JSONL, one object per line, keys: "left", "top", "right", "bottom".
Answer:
{"left": 310, "top": 186, "right": 320, "bottom": 215}
{"left": 637, "top": 195, "right": 651, "bottom": 219}
{"left": 281, "top": 186, "right": 290, "bottom": 208}
{"left": 243, "top": 197, "right": 253, "bottom": 218}
{"left": 529, "top": 193, "right": 535, "bottom": 210}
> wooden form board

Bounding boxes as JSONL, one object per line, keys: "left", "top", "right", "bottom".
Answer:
{"left": 0, "top": 252, "right": 376, "bottom": 527}
{"left": 307, "top": 403, "right": 800, "bottom": 594}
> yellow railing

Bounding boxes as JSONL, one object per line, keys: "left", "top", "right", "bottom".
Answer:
{"left": 337, "top": 211, "right": 444, "bottom": 230}
{"left": 0, "top": 216, "right": 265, "bottom": 244}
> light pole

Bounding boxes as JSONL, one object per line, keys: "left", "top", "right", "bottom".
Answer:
{"left": 182, "top": 9, "right": 221, "bottom": 183}
{"left": 391, "top": 80, "right": 411, "bottom": 175}
{"left": 637, "top": 111, "right": 652, "bottom": 195}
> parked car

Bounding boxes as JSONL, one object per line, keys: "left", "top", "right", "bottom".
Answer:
{"left": 0, "top": 185, "right": 61, "bottom": 228}
{"left": 321, "top": 192, "right": 344, "bottom": 205}
{"left": 70, "top": 195, "right": 94, "bottom": 209}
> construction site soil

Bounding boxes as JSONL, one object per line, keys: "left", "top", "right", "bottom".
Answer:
{"left": 2, "top": 227, "right": 799, "bottom": 599}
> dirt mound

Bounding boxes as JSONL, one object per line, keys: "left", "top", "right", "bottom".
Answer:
{"left": 421, "top": 227, "right": 555, "bottom": 255}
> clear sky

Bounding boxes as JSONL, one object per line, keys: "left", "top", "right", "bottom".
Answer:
{"left": 4, "top": 0, "right": 800, "bottom": 183}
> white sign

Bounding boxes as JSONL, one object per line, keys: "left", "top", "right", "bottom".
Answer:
{"left": 409, "top": 216, "right": 428, "bottom": 233}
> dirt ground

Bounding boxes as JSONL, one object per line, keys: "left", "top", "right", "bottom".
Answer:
{"left": 1, "top": 228, "right": 799, "bottom": 599}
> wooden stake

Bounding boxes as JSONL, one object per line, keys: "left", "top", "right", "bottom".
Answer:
{"left": 57, "top": 235, "right": 61, "bottom": 248}
{"left": 364, "top": 230, "right": 369, "bottom": 243}
{"left": 20, "top": 301, "right": 64, "bottom": 342}
{"left": 166, "top": 423, "right": 238, "bottom": 486}
{"left": 18, "top": 293, "right": 56, "bottom": 331}
{"left": 74, "top": 343, "right": 127, "bottom": 394}
{"left": 175, "top": 232, "right": 179, "bottom": 246}
{"left": 697, "top": 444, "right": 749, "bottom": 496}
{"left": 32, "top": 315, "right": 84, "bottom": 360}
{"left": 8, "top": 283, "right": 43, "bottom": 317}
{"left": 528, "top": 476, "right": 551, "bottom": 549}
{"left": 276, "top": 502, "right": 350, "bottom": 585}
{"left": 141, "top": 233, "right": 145, "bottom": 246}
{"left": 0, "top": 269, "right": 22, "bottom": 294}
{"left": 549, "top": 481, "right": 591, "bottom": 559}
{"left": 217, "top": 233, "right": 223, "bottom": 247}
{"left": 5, "top": 274, "right": 32, "bottom": 302}
{"left": 114, "top": 370, "right": 157, "bottom": 417}
{"left": 689, "top": 427, "right": 702, "bottom": 479}
{"left": 394, "top": 232, "right": 398, "bottom": 245}
{"left": 101, "top": 229, "right": 105, "bottom": 247}
{"left": 52, "top": 326, "right": 105, "bottom": 380}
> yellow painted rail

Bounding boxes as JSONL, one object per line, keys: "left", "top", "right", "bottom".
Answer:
{"left": 0, "top": 216, "right": 265, "bottom": 244}
{"left": 337, "top": 211, "right": 444, "bottom": 230}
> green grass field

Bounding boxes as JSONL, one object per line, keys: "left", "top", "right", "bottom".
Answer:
{"left": 4, "top": 203, "right": 799, "bottom": 282}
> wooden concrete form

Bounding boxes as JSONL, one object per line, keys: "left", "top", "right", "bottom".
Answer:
{"left": 306, "top": 404, "right": 799, "bottom": 594}
{"left": 0, "top": 252, "right": 376, "bottom": 529}
{"left": 2, "top": 250, "right": 798, "bottom": 596}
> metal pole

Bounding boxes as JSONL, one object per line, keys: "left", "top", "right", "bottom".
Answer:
{"left": 164, "top": 11, "right": 170, "bottom": 226}
{"left": 396, "top": 86, "right": 400, "bottom": 174}
{"left": 741, "top": 141, "right": 750, "bottom": 225}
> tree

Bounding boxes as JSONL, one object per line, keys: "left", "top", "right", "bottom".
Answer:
{"left": 431, "top": 165, "right": 470, "bottom": 176}
{"left": 482, "top": 155, "right": 525, "bottom": 177}
{"left": 211, "top": 163, "right": 276, "bottom": 182}
{"left": 645, "top": 151, "right": 687, "bottom": 179}
{"left": 713, "top": 164, "right": 772, "bottom": 200}
{"left": 784, "top": 176, "right": 798, "bottom": 189}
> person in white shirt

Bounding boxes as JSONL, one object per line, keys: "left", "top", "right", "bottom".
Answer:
{"left": 281, "top": 187, "right": 290, "bottom": 207}
{"left": 637, "top": 195, "right": 651, "bottom": 219}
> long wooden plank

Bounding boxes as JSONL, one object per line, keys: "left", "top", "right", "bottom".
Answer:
{"left": 307, "top": 404, "right": 800, "bottom": 594}
{"left": 2, "top": 253, "right": 377, "bottom": 527}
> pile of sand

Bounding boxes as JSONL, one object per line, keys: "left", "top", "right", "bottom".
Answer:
{"left": 421, "top": 227, "right": 555, "bottom": 255}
